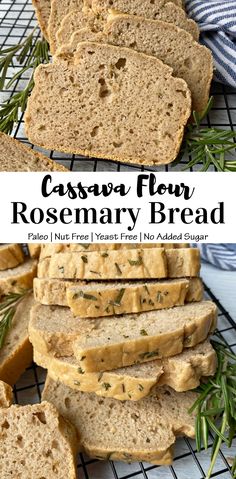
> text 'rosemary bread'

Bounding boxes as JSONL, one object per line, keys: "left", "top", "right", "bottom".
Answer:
{"left": 0, "top": 293, "right": 35, "bottom": 385}
{"left": 0, "top": 244, "right": 24, "bottom": 271}
{"left": 0, "top": 380, "right": 13, "bottom": 408}
{"left": 34, "top": 277, "right": 203, "bottom": 316}
{"left": 25, "top": 42, "right": 191, "bottom": 166}
{"left": 37, "top": 248, "right": 200, "bottom": 280}
{"left": 0, "top": 258, "right": 37, "bottom": 297}
{"left": 61, "top": 14, "right": 212, "bottom": 113}
{"left": 43, "top": 377, "right": 197, "bottom": 464}
{"left": 29, "top": 302, "right": 217, "bottom": 370}
{"left": 0, "top": 132, "right": 68, "bottom": 171}
{"left": 39, "top": 242, "right": 189, "bottom": 259}
{"left": 0, "top": 401, "right": 78, "bottom": 478}
{"left": 34, "top": 340, "right": 216, "bottom": 400}
{"left": 56, "top": 2, "right": 199, "bottom": 52}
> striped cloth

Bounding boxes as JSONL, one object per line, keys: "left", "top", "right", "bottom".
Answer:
{"left": 197, "top": 244, "right": 236, "bottom": 270}
{"left": 185, "top": 0, "right": 236, "bottom": 88}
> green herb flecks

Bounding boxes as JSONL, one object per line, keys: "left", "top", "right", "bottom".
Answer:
{"left": 173, "top": 97, "right": 236, "bottom": 172}
{"left": 78, "top": 367, "right": 85, "bottom": 374}
{"left": 190, "top": 339, "right": 236, "bottom": 478}
{"left": 81, "top": 255, "right": 88, "bottom": 263}
{"left": 139, "top": 349, "right": 159, "bottom": 360}
{"left": 140, "top": 329, "right": 148, "bottom": 336}
{"left": 109, "top": 288, "right": 125, "bottom": 307}
{"left": 101, "top": 252, "right": 109, "bottom": 258}
{"left": 115, "top": 262, "right": 122, "bottom": 275}
{"left": 0, "top": 30, "right": 50, "bottom": 134}
{"left": 156, "top": 292, "right": 163, "bottom": 303}
{"left": 0, "top": 289, "right": 31, "bottom": 349}
{"left": 128, "top": 256, "right": 143, "bottom": 266}
{"left": 79, "top": 292, "right": 98, "bottom": 301}
{"left": 102, "top": 382, "right": 111, "bottom": 391}
{"left": 79, "top": 244, "right": 90, "bottom": 249}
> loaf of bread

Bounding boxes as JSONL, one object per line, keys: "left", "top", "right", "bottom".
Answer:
{"left": 32, "top": 0, "right": 51, "bottom": 40}
{"left": 25, "top": 42, "right": 191, "bottom": 166}
{"left": 0, "top": 293, "right": 35, "bottom": 385}
{"left": 56, "top": 2, "right": 198, "bottom": 53}
{"left": 0, "top": 380, "right": 13, "bottom": 408}
{"left": 37, "top": 248, "right": 200, "bottom": 280}
{"left": 0, "top": 244, "right": 24, "bottom": 271}
{"left": 0, "top": 258, "right": 37, "bottom": 297}
{"left": 0, "top": 401, "right": 78, "bottom": 478}
{"left": 34, "top": 340, "right": 216, "bottom": 400}
{"left": 34, "top": 277, "right": 203, "bottom": 316}
{"left": 43, "top": 377, "right": 197, "bottom": 465}
{"left": 39, "top": 242, "right": 189, "bottom": 259}
{"left": 29, "top": 301, "right": 217, "bottom": 368}
{"left": 28, "top": 244, "right": 41, "bottom": 258}
{"left": 61, "top": 13, "right": 212, "bottom": 114}
{"left": 0, "top": 132, "right": 68, "bottom": 171}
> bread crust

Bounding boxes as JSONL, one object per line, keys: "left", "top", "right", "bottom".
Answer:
{"left": 0, "top": 244, "right": 24, "bottom": 271}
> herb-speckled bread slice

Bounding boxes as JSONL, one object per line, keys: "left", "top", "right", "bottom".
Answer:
{"left": 72, "top": 301, "right": 217, "bottom": 372}
{"left": 43, "top": 377, "right": 196, "bottom": 465}
{"left": 61, "top": 14, "right": 211, "bottom": 114}
{"left": 25, "top": 42, "right": 191, "bottom": 166}
{"left": 34, "top": 277, "right": 203, "bottom": 316}
{"left": 37, "top": 248, "right": 200, "bottom": 281}
{"left": 39, "top": 242, "right": 189, "bottom": 259}
{"left": 0, "top": 244, "right": 24, "bottom": 271}
{"left": 0, "top": 132, "right": 68, "bottom": 171}
{"left": 0, "top": 380, "right": 13, "bottom": 407}
{"left": 0, "top": 401, "right": 78, "bottom": 478}
{"left": 56, "top": 1, "right": 198, "bottom": 52}
{"left": 29, "top": 302, "right": 217, "bottom": 368}
{"left": 0, "top": 258, "right": 37, "bottom": 298}
{"left": 34, "top": 340, "right": 216, "bottom": 400}
{"left": 32, "top": 0, "right": 51, "bottom": 40}
{"left": 0, "top": 293, "right": 35, "bottom": 385}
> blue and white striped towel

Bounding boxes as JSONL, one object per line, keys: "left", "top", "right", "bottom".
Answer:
{"left": 197, "top": 244, "right": 236, "bottom": 270}
{"left": 185, "top": 0, "right": 236, "bottom": 88}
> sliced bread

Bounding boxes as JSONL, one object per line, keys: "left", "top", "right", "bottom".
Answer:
{"left": 39, "top": 242, "right": 189, "bottom": 259}
{"left": 25, "top": 42, "right": 191, "bottom": 166}
{"left": 0, "top": 258, "right": 37, "bottom": 297}
{"left": 28, "top": 243, "right": 41, "bottom": 259}
{"left": 62, "top": 13, "right": 212, "bottom": 113}
{"left": 0, "top": 132, "right": 68, "bottom": 171}
{"left": 29, "top": 301, "right": 217, "bottom": 368}
{"left": 32, "top": 0, "right": 51, "bottom": 40}
{"left": 34, "top": 340, "right": 216, "bottom": 400}
{"left": 0, "top": 380, "right": 13, "bottom": 408}
{"left": 0, "top": 401, "right": 78, "bottom": 478}
{"left": 72, "top": 301, "right": 217, "bottom": 372}
{"left": 37, "top": 248, "right": 200, "bottom": 280}
{"left": 0, "top": 293, "right": 35, "bottom": 385}
{"left": 34, "top": 277, "right": 203, "bottom": 315}
{"left": 56, "top": 2, "right": 198, "bottom": 52}
{"left": 43, "top": 377, "right": 197, "bottom": 464}
{"left": 48, "top": 0, "right": 86, "bottom": 53}
{"left": 0, "top": 244, "right": 24, "bottom": 271}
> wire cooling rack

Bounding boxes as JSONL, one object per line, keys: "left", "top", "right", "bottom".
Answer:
{"left": 0, "top": 0, "right": 236, "bottom": 172}
{"left": 13, "top": 279, "right": 236, "bottom": 479}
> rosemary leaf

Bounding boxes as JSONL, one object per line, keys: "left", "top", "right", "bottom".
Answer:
{"left": 0, "top": 289, "right": 31, "bottom": 349}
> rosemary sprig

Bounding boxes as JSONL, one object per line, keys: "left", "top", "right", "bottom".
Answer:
{"left": 0, "top": 289, "right": 31, "bottom": 349}
{"left": 173, "top": 97, "right": 236, "bottom": 171}
{"left": 0, "top": 30, "right": 49, "bottom": 134}
{"left": 190, "top": 339, "right": 236, "bottom": 478}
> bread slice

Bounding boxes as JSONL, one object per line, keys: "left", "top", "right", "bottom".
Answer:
{"left": 28, "top": 243, "right": 41, "bottom": 258}
{"left": 43, "top": 377, "right": 197, "bottom": 464}
{"left": 0, "top": 132, "right": 67, "bottom": 171}
{"left": 0, "top": 244, "right": 24, "bottom": 271}
{"left": 34, "top": 340, "right": 216, "bottom": 400}
{"left": 25, "top": 42, "right": 191, "bottom": 166}
{"left": 0, "top": 401, "right": 78, "bottom": 478}
{"left": 32, "top": 0, "right": 51, "bottom": 40}
{"left": 39, "top": 242, "right": 189, "bottom": 259}
{"left": 48, "top": 0, "right": 86, "bottom": 53}
{"left": 0, "top": 258, "right": 37, "bottom": 298}
{"left": 29, "top": 301, "right": 217, "bottom": 368}
{"left": 37, "top": 248, "right": 200, "bottom": 281}
{"left": 62, "top": 14, "right": 212, "bottom": 114}
{"left": 56, "top": 2, "right": 198, "bottom": 53}
{"left": 33, "top": 277, "right": 203, "bottom": 317}
{"left": 0, "top": 293, "right": 35, "bottom": 385}
{"left": 0, "top": 380, "right": 13, "bottom": 407}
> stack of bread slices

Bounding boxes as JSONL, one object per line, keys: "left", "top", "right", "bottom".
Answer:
{"left": 29, "top": 243, "right": 218, "bottom": 465}
{"left": 27, "top": 0, "right": 214, "bottom": 166}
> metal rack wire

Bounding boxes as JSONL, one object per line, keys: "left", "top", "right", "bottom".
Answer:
{"left": 0, "top": 0, "right": 236, "bottom": 172}
{"left": 13, "top": 280, "right": 236, "bottom": 479}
